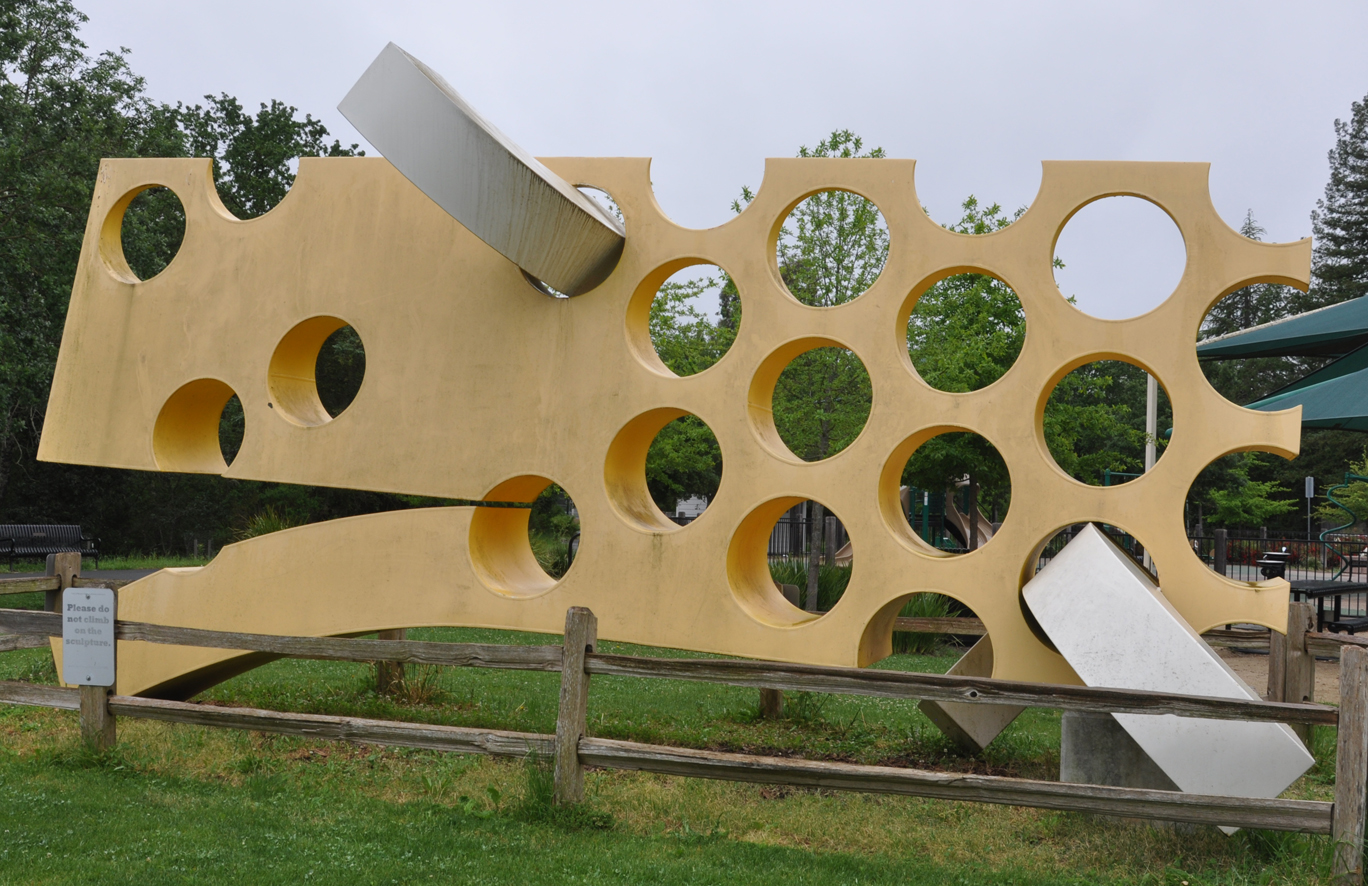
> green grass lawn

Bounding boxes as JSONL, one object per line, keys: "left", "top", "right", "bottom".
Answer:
{"left": 0, "top": 608, "right": 1344, "bottom": 884}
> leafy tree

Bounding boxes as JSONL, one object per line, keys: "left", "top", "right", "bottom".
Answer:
{"left": 904, "top": 198, "right": 1024, "bottom": 533}
{"left": 0, "top": 0, "right": 183, "bottom": 504}
{"left": 769, "top": 131, "right": 886, "bottom": 604}
{"left": 775, "top": 132, "right": 889, "bottom": 309}
{"left": 1314, "top": 448, "right": 1368, "bottom": 529}
{"left": 643, "top": 274, "right": 732, "bottom": 513}
{"left": 1306, "top": 90, "right": 1368, "bottom": 311}
{"left": 0, "top": 1, "right": 405, "bottom": 552}
{"left": 648, "top": 276, "right": 736, "bottom": 377}
{"left": 180, "top": 93, "right": 360, "bottom": 220}
{"left": 1043, "top": 360, "right": 1168, "bottom": 485}
{"left": 907, "top": 198, "right": 1025, "bottom": 394}
{"left": 1206, "top": 454, "right": 1297, "bottom": 527}
{"left": 645, "top": 416, "right": 722, "bottom": 514}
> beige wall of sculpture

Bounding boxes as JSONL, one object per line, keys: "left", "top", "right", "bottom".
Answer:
{"left": 40, "top": 155, "right": 1308, "bottom": 698}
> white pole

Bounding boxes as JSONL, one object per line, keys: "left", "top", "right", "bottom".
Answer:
{"left": 1144, "top": 374, "right": 1158, "bottom": 571}
{"left": 1145, "top": 374, "right": 1158, "bottom": 473}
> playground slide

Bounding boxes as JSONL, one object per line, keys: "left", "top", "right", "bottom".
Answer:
{"left": 944, "top": 488, "right": 995, "bottom": 549}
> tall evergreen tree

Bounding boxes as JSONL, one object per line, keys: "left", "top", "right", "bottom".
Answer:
{"left": 1199, "top": 211, "right": 1305, "bottom": 405}
{"left": 1306, "top": 91, "right": 1368, "bottom": 311}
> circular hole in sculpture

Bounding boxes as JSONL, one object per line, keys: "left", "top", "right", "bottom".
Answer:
{"left": 1044, "top": 360, "right": 1171, "bottom": 485}
{"left": 469, "top": 476, "right": 580, "bottom": 597}
{"left": 645, "top": 265, "right": 740, "bottom": 376}
{"left": 576, "top": 186, "right": 621, "bottom": 225}
{"left": 268, "top": 317, "right": 366, "bottom": 426}
{"left": 1053, "top": 196, "right": 1186, "bottom": 319}
{"left": 770, "top": 346, "right": 872, "bottom": 461}
{"left": 898, "top": 431, "right": 1010, "bottom": 554}
{"left": 907, "top": 273, "right": 1025, "bottom": 392}
{"left": 529, "top": 484, "right": 580, "bottom": 580}
{"left": 729, "top": 497, "right": 851, "bottom": 622}
{"left": 606, "top": 409, "right": 722, "bottom": 531}
{"left": 522, "top": 271, "right": 570, "bottom": 299}
{"left": 1184, "top": 454, "right": 1303, "bottom": 577}
{"left": 776, "top": 190, "right": 888, "bottom": 306}
{"left": 118, "top": 186, "right": 186, "bottom": 281}
{"left": 153, "top": 379, "right": 243, "bottom": 473}
{"left": 315, "top": 325, "right": 366, "bottom": 418}
{"left": 219, "top": 394, "right": 245, "bottom": 466}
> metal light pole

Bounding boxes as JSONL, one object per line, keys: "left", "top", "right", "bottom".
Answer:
{"left": 1306, "top": 476, "right": 1315, "bottom": 540}
{"left": 1143, "top": 374, "right": 1157, "bottom": 571}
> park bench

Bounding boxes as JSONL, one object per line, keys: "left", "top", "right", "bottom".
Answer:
{"left": 0, "top": 524, "right": 98, "bottom": 571}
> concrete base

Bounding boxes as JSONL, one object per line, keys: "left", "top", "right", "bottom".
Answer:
{"left": 1061, "top": 710, "right": 1197, "bottom": 831}
{"left": 1061, "top": 710, "right": 1179, "bottom": 791}
{"left": 920, "top": 636, "right": 1024, "bottom": 752}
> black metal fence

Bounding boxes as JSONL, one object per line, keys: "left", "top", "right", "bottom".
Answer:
{"left": 1188, "top": 533, "right": 1368, "bottom": 583}
{"left": 765, "top": 516, "right": 851, "bottom": 561}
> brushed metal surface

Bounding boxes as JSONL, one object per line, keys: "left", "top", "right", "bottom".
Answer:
{"left": 339, "top": 43, "right": 624, "bottom": 296}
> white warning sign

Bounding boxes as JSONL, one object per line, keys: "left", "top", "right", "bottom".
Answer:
{"left": 61, "top": 587, "right": 116, "bottom": 687}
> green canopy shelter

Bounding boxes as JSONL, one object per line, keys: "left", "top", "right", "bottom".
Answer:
{"left": 1245, "top": 343, "right": 1368, "bottom": 430}
{"left": 1196, "top": 296, "right": 1368, "bottom": 360}
{"left": 1198, "top": 296, "right": 1368, "bottom": 428}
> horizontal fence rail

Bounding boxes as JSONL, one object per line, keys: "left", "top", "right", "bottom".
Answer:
{"left": 0, "top": 601, "right": 1363, "bottom": 878}
{"left": 0, "top": 608, "right": 563, "bottom": 671}
{"left": 582, "top": 653, "right": 1338, "bottom": 725}
{"left": 576, "top": 737, "right": 1333, "bottom": 834}
{"left": 893, "top": 616, "right": 986, "bottom": 635}
{"left": 0, "top": 679, "right": 1334, "bottom": 836}
{"left": 0, "top": 608, "right": 1337, "bottom": 725}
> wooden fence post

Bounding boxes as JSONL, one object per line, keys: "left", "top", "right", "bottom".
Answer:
{"left": 79, "top": 685, "right": 115, "bottom": 752}
{"left": 1269, "top": 602, "right": 1316, "bottom": 746}
{"left": 1333, "top": 645, "right": 1368, "bottom": 884}
{"left": 1213, "top": 528, "right": 1228, "bottom": 576}
{"left": 554, "top": 606, "right": 596, "bottom": 805}
{"left": 759, "top": 688, "right": 784, "bottom": 718}
{"left": 376, "top": 628, "right": 406, "bottom": 694}
{"left": 1286, "top": 602, "right": 1315, "bottom": 747}
{"left": 44, "top": 551, "right": 80, "bottom": 613}
{"left": 1269, "top": 629, "right": 1286, "bottom": 702}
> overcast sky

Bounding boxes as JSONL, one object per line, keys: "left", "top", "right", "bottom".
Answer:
{"left": 80, "top": 1, "right": 1368, "bottom": 320}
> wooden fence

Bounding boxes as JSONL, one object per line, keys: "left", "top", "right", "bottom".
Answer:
{"left": 0, "top": 563, "right": 1366, "bottom": 882}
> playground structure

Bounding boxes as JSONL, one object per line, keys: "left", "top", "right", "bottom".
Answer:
{"left": 1320, "top": 473, "right": 1368, "bottom": 580}
{"left": 35, "top": 45, "right": 1312, "bottom": 703}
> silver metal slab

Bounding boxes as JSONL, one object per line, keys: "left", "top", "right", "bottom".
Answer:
{"left": 919, "top": 636, "right": 1024, "bottom": 752}
{"left": 1023, "top": 524, "right": 1313, "bottom": 830}
{"left": 339, "top": 43, "right": 625, "bottom": 296}
{"left": 61, "top": 586, "right": 116, "bottom": 687}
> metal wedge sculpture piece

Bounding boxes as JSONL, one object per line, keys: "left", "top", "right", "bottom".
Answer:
{"left": 1024, "top": 525, "right": 1315, "bottom": 831}
{"left": 338, "top": 43, "right": 624, "bottom": 296}
{"left": 37, "top": 49, "right": 1311, "bottom": 707}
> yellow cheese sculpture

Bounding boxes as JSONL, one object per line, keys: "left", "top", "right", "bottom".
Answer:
{"left": 39, "top": 156, "right": 1307, "bottom": 698}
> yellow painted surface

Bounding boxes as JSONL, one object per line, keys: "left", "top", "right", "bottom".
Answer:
{"left": 40, "top": 156, "right": 1307, "bottom": 697}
